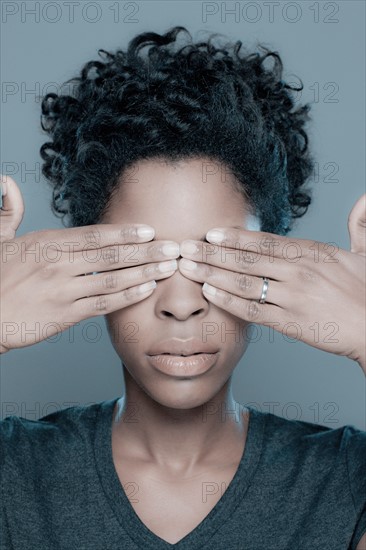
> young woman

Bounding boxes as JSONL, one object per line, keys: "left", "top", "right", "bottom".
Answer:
{"left": 1, "top": 26, "right": 365, "bottom": 549}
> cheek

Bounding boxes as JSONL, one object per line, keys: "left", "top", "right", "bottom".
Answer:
{"left": 206, "top": 315, "right": 251, "bottom": 351}
{"left": 104, "top": 310, "right": 145, "bottom": 351}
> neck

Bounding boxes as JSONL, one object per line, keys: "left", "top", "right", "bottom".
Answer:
{"left": 112, "top": 365, "right": 249, "bottom": 474}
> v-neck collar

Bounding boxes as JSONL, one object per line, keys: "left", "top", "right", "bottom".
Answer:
{"left": 94, "top": 398, "right": 266, "bottom": 549}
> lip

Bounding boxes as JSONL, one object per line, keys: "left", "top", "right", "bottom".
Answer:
{"left": 146, "top": 352, "right": 220, "bottom": 378}
{"left": 147, "top": 337, "right": 219, "bottom": 357}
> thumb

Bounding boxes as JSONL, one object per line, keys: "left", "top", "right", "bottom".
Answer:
{"left": 0, "top": 175, "right": 25, "bottom": 242}
{"left": 348, "top": 193, "right": 366, "bottom": 255}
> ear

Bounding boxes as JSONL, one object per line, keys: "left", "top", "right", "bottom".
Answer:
{"left": 347, "top": 193, "right": 366, "bottom": 256}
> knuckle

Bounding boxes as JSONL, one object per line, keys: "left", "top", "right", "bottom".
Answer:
{"left": 102, "top": 246, "right": 119, "bottom": 265}
{"left": 238, "top": 250, "right": 256, "bottom": 269}
{"left": 299, "top": 269, "right": 317, "bottom": 282}
{"left": 40, "top": 262, "right": 55, "bottom": 278}
{"left": 142, "top": 264, "right": 156, "bottom": 278}
{"left": 235, "top": 273, "right": 252, "bottom": 292}
{"left": 222, "top": 291, "right": 234, "bottom": 308}
{"left": 123, "top": 286, "right": 135, "bottom": 301}
{"left": 95, "top": 295, "right": 108, "bottom": 311}
{"left": 259, "top": 236, "right": 279, "bottom": 250}
{"left": 247, "top": 300, "right": 261, "bottom": 321}
{"left": 84, "top": 228, "right": 102, "bottom": 245}
{"left": 146, "top": 243, "right": 160, "bottom": 259}
{"left": 119, "top": 226, "right": 137, "bottom": 242}
{"left": 223, "top": 229, "right": 237, "bottom": 243}
{"left": 103, "top": 273, "right": 118, "bottom": 290}
{"left": 204, "top": 264, "right": 215, "bottom": 278}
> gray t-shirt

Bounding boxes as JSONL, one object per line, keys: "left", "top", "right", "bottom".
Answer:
{"left": 1, "top": 398, "right": 365, "bottom": 549}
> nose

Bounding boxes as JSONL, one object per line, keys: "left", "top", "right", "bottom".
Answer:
{"left": 153, "top": 261, "right": 209, "bottom": 321}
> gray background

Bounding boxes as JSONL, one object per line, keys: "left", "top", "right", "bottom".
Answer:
{"left": 1, "top": 0, "right": 365, "bottom": 429}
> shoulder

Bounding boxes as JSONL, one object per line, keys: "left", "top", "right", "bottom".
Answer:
{"left": 250, "top": 407, "right": 366, "bottom": 497}
{"left": 0, "top": 399, "right": 113, "bottom": 469}
{"left": 1, "top": 400, "right": 100, "bottom": 436}
{"left": 252, "top": 410, "right": 366, "bottom": 549}
{"left": 256, "top": 408, "right": 366, "bottom": 455}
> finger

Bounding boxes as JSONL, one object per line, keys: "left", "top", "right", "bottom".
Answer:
{"left": 25, "top": 223, "right": 157, "bottom": 255}
{"left": 71, "top": 279, "right": 158, "bottom": 320}
{"left": 68, "top": 240, "right": 180, "bottom": 277}
{"left": 180, "top": 239, "right": 289, "bottom": 281}
{"left": 0, "top": 175, "right": 25, "bottom": 241}
{"left": 73, "top": 259, "right": 178, "bottom": 299}
{"left": 206, "top": 227, "right": 288, "bottom": 258}
{"left": 347, "top": 193, "right": 366, "bottom": 255}
{"left": 205, "top": 227, "right": 331, "bottom": 264}
{"left": 201, "top": 282, "right": 284, "bottom": 325}
{"left": 178, "top": 258, "right": 284, "bottom": 305}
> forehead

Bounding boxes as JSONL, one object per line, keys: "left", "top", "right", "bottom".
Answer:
{"left": 101, "top": 158, "right": 259, "bottom": 240}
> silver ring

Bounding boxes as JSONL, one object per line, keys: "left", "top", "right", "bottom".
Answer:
{"left": 259, "top": 277, "right": 269, "bottom": 304}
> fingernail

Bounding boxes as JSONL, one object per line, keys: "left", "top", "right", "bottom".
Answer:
{"left": 137, "top": 226, "right": 155, "bottom": 238}
{"left": 206, "top": 229, "right": 224, "bottom": 243}
{"left": 159, "top": 259, "right": 178, "bottom": 272}
{"left": 180, "top": 241, "right": 199, "bottom": 255}
{"left": 179, "top": 258, "right": 197, "bottom": 270}
{"left": 139, "top": 280, "right": 157, "bottom": 293}
{"left": 162, "top": 243, "right": 180, "bottom": 256}
{"left": 203, "top": 282, "right": 216, "bottom": 295}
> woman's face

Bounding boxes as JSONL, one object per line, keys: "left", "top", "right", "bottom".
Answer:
{"left": 101, "top": 157, "right": 260, "bottom": 409}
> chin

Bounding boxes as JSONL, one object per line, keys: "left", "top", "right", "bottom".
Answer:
{"left": 143, "top": 378, "right": 230, "bottom": 411}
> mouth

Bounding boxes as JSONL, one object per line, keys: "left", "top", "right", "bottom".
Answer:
{"left": 146, "top": 351, "right": 220, "bottom": 377}
{"left": 155, "top": 352, "right": 207, "bottom": 357}
{"left": 147, "top": 338, "right": 219, "bottom": 358}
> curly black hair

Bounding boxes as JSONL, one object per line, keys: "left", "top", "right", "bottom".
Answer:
{"left": 40, "top": 26, "right": 314, "bottom": 235}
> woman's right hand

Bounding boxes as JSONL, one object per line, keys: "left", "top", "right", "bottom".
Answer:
{"left": 0, "top": 176, "right": 179, "bottom": 353}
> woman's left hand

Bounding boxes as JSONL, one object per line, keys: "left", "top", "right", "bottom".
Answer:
{"left": 179, "top": 194, "right": 366, "bottom": 374}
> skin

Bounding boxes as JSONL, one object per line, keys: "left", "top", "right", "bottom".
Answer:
{"left": 101, "top": 156, "right": 365, "bottom": 475}
{"left": 98, "top": 156, "right": 262, "bottom": 543}
{"left": 181, "top": 201, "right": 366, "bottom": 373}
{"left": 101, "top": 157, "right": 260, "bottom": 472}
{"left": 0, "top": 177, "right": 186, "bottom": 353}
